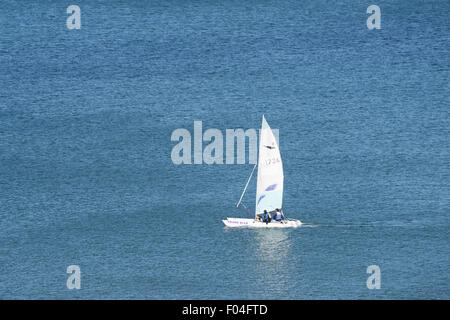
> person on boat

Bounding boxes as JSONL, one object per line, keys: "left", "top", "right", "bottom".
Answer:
{"left": 261, "top": 210, "right": 268, "bottom": 222}
{"left": 274, "top": 208, "right": 285, "bottom": 221}
{"left": 262, "top": 210, "right": 272, "bottom": 224}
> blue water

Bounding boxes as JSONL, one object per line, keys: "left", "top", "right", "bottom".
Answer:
{"left": 0, "top": 0, "right": 449, "bottom": 299}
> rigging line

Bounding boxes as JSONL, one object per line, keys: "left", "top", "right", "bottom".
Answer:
{"left": 240, "top": 202, "right": 256, "bottom": 218}
{"left": 236, "top": 163, "right": 257, "bottom": 208}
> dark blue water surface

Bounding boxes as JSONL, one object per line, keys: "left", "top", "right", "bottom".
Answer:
{"left": 0, "top": 1, "right": 449, "bottom": 299}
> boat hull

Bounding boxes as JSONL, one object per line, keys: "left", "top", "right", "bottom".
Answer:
{"left": 223, "top": 217, "right": 302, "bottom": 228}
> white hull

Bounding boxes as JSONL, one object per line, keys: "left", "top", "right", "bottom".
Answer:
{"left": 223, "top": 217, "right": 302, "bottom": 228}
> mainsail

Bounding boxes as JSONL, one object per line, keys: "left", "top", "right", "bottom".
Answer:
{"left": 255, "top": 115, "right": 284, "bottom": 214}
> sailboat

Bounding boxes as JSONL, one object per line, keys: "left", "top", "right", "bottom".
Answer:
{"left": 223, "top": 115, "right": 302, "bottom": 228}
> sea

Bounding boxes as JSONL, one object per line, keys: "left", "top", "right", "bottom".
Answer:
{"left": 0, "top": 0, "right": 449, "bottom": 299}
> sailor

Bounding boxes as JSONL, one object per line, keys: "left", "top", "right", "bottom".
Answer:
{"left": 274, "top": 208, "right": 284, "bottom": 221}
{"left": 262, "top": 210, "right": 268, "bottom": 222}
{"left": 263, "top": 210, "right": 272, "bottom": 224}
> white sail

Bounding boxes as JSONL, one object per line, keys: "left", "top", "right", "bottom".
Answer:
{"left": 255, "top": 115, "right": 284, "bottom": 214}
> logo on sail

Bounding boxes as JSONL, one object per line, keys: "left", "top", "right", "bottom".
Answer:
{"left": 257, "top": 195, "right": 266, "bottom": 204}
{"left": 257, "top": 184, "right": 278, "bottom": 204}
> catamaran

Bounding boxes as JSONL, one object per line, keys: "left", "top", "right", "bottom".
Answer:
{"left": 223, "top": 115, "right": 302, "bottom": 228}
